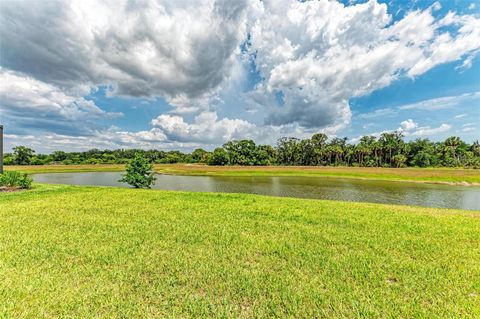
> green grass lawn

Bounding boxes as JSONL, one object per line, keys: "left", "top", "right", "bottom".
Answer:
{"left": 154, "top": 164, "right": 480, "bottom": 185}
{"left": 1, "top": 185, "right": 479, "bottom": 318}
{"left": 7, "top": 164, "right": 480, "bottom": 184}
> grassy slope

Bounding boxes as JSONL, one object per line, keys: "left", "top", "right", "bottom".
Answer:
{"left": 7, "top": 164, "right": 480, "bottom": 184}
{"left": 1, "top": 185, "right": 479, "bottom": 318}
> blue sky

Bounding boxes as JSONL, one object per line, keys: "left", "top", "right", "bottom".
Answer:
{"left": 0, "top": 0, "right": 479, "bottom": 152}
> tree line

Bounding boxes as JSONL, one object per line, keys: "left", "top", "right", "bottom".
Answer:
{"left": 5, "top": 132, "right": 480, "bottom": 168}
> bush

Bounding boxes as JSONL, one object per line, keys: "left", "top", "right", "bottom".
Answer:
{"left": 119, "top": 153, "right": 156, "bottom": 188}
{"left": 0, "top": 171, "right": 33, "bottom": 189}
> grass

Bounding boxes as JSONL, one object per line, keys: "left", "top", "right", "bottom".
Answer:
{"left": 6, "top": 164, "right": 126, "bottom": 174}
{"left": 154, "top": 164, "right": 480, "bottom": 184}
{"left": 8, "top": 164, "right": 480, "bottom": 184}
{"left": 1, "top": 184, "right": 479, "bottom": 318}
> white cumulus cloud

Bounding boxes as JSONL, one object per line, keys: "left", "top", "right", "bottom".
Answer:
{"left": 247, "top": 0, "right": 480, "bottom": 130}
{"left": 400, "top": 119, "right": 418, "bottom": 131}
{"left": 0, "top": 69, "right": 122, "bottom": 135}
{"left": 1, "top": 0, "right": 479, "bottom": 148}
{"left": 151, "top": 111, "right": 257, "bottom": 144}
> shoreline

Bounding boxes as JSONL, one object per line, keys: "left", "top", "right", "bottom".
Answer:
{"left": 5, "top": 164, "right": 480, "bottom": 186}
{"left": 154, "top": 171, "right": 480, "bottom": 187}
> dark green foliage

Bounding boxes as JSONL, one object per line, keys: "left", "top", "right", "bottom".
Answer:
{"left": 119, "top": 154, "right": 156, "bottom": 189}
{"left": 0, "top": 171, "right": 33, "bottom": 189}
{"left": 392, "top": 154, "right": 407, "bottom": 168}
{"left": 5, "top": 135, "right": 480, "bottom": 168}
{"left": 190, "top": 148, "right": 209, "bottom": 163}
{"left": 222, "top": 140, "right": 273, "bottom": 165}
{"left": 208, "top": 148, "right": 229, "bottom": 165}
{"left": 276, "top": 137, "right": 301, "bottom": 165}
{"left": 12, "top": 146, "right": 35, "bottom": 165}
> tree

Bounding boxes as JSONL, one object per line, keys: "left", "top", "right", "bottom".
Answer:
{"left": 13, "top": 146, "right": 35, "bottom": 165}
{"left": 472, "top": 140, "right": 480, "bottom": 157}
{"left": 4, "top": 133, "right": 479, "bottom": 169}
{"left": 208, "top": 148, "right": 229, "bottom": 165}
{"left": 412, "top": 151, "right": 432, "bottom": 167}
{"left": 311, "top": 133, "right": 327, "bottom": 165}
{"left": 191, "top": 148, "right": 209, "bottom": 163}
{"left": 298, "top": 139, "right": 315, "bottom": 165}
{"left": 392, "top": 154, "right": 407, "bottom": 168}
{"left": 223, "top": 140, "right": 258, "bottom": 165}
{"left": 276, "top": 137, "right": 301, "bottom": 165}
{"left": 328, "top": 137, "right": 348, "bottom": 166}
{"left": 119, "top": 153, "right": 156, "bottom": 188}
{"left": 356, "top": 136, "right": 376, "bottom": 166}
{"left": 408, "top": 139, "right": 436, "bottom": 167}
{"left": 256, "top": 145, "right": 276, "bottom": 165}
{"left": 52, "top": 151, "right": 68, "bottom": 162}
{"left": 442, "top": 136, "right": 463, "bottom": 166}
{"left": 161, "top": 151, "right": 184, "bottom": 164}
{"left": 380, "top": 131, "right": 404, "bottom": 167}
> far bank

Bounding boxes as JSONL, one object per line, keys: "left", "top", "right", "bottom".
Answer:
{"left": 6, "top": 164, "right": 480, "bottom": 185}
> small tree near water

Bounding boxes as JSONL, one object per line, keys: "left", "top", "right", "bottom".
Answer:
{"left": 119, "top": 153, "right": 156, "bottom": 188}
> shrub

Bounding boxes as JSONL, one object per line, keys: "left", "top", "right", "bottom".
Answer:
{"left": 0, "top": 171, "right": 33, "bottom": 189}
{"left": 17, "top": 173, "right": 33, "bottom": 189}
{"left": 119, "top": 153, "right": 156, "bottom": 189}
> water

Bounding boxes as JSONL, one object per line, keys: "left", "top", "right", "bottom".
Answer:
{"left": 32, "top": 172, "right": 480, "bottom": 210}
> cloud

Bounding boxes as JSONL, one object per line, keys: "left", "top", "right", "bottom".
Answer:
{"left": 399, "top": 92, "right": 480, "bottom": 110}
{"left": 410, "top": 123, "right": 451, "bottom": 136}
{"left": 358, "top": 108, "right": 397, "bottom": 119}
{"left": 454, "top": 113, "right": 467, "bottom": 119}
{"left": 407, "top": 11, "right": 480, "bottom": 75}
{"left": 1, "top": 0, "right": 480, "bottom": 148}
{"left": 356, "top": 122, "right": 452, "bottom": 140}
{"left": 149, "top": 111, "right": 313, "bottom": 146}
{"left": 400, "top": 119, "right": 418, "bottom": 131}
{"left": 4, "top": 116, "right": 309, "bottom": 153}
{"left": 151, "top": 111, "right": 257, "bottom": 144}
{"left": 0, "top": 69, "right": 122, "bottom": 135}
{"left": 0, "top": 0, "right": 250, "bottom": 109}
{"left": 4, "top": 131, "right": 186, "bottom": 154}
{"left": 460, "top": 123, "right": 477, "bottom": 133}
{"left": 133, "top": 109, "right": 320, "bottom": 149}
{"left": 248, "top": 0, "right": 480, "bottom": 130}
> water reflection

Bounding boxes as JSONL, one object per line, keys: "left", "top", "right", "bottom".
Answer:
{"left": 32, "top": 172, "right": 480, "bottom": 210}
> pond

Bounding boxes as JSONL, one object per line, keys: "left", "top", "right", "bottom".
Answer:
{"left": 32, "top": 172, "right": 480, "bottom": 210}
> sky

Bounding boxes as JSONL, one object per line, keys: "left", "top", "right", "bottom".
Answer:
{"left": 0, "top": 0, "right": 479, "bottom": 153}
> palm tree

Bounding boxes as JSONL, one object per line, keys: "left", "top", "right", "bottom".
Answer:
{"left": 444, "top": 136, "right": 461, "bottom": 165}
{"left": 329, "top": 138, "right": 347, "bottom": 166}
{"left": 472, "top": 140, "right": 480, "bottom": 157}
{"left": 380, "top": 131, "right": 404, "bottom": 166}
{"left": 372, "top": 139, "right": 382, "bottom": 167}
{"left": 312, "top": 133, "right": 328, "bottom": 165}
